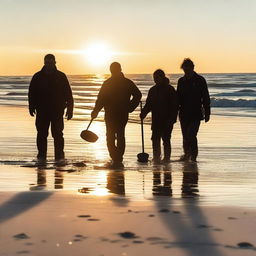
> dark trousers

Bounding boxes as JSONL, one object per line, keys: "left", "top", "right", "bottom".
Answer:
{"left": 105, "top": 119, "right": 128, "bottom": 163}
{"left": 180, "top": 119, "right": 201, "bottom": 159}
{"left": 151, "top": 124, "right": 174, "bottom": 160}
{"left": 35, "top": 111, "right": 64, "bottom": 160}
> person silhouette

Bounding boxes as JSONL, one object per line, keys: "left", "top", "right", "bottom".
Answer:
{"left": 91, "top": 62, "right": 141, "bottom": 168}
{"left": 28, "top": 54, "right": 73, "bottom": 164}
{"left": 140, "top": 69, "right": 178, "bottom": 163}
{"left": 177, "top": 58, "right": 210, "bottom": 162}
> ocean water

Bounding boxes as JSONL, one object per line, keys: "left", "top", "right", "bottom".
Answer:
{"left": 0, "top": 73, "right": 256, "bottom": 121}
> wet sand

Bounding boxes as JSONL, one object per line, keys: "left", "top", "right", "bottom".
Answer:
{"left": 1, "top": 192, "right": 256, "bottom": 256}
{"left": 0, "top": 105, "right": 256, "bottom": 255}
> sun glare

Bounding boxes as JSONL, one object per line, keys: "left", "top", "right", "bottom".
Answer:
{"left": 83, "top": 43, "right": 113, "bottom": 66}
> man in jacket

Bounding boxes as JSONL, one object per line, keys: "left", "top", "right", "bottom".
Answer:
{"left": 140, "top": 69, "right": 178, "bottom": 163}
{"left": 28, "top": 54, "right": 73, "bottom": 164}
{"left": 177, "top": 58, "right": 210, "bottom": 162}
{"left": 91, "top": 62, "right": 141, "bottom": 168}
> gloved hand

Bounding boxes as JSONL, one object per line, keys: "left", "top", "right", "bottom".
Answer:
{"left": 29, "top": 107, "right": 36, "bottom": 117}
{"left": 140, "top": 112, "right": 146, "bottom": 120}
{"left": 91, "top": 110, "right": 98, "bottom": 120}
{"left": 66, "top": 109, "right": 73, "bottom": 120}
{"left": 205, "top": 114, "right": 210, "bottom": 123}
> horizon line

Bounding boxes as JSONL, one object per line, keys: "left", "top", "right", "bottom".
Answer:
{"left": 1, "top": 71, "right": 256, "bottom": 77}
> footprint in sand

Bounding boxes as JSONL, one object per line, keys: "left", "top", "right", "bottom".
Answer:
{"left": 133, "top": 240, "right": 144, "bottom": 244}
{"left": 13, "top": 233, "right": 30, "bottom": 240}
{"left": 73, "top": 234, "right": 88, "bottom": 242}
{"left": 237, "top": 242, "right": 254, "bottom": 249}
{"left": 228, "top": 216, "right": 237, "bottom": 220}
{"left": 213, "top": 228, "right": 223, "bottom": 232}
{"left": 197, "top": 224, "right": 212, "bottom": 229}
{"left": 159, "top": 209, "right": 170, "bottom": 213}
{"left": 77, "top": 215, "right": 91, "bottom": 218}
{"left": 118, "top": 232, "right": 138, "bottom": 239}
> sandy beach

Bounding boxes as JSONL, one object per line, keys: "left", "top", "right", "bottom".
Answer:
{"left": 1, "top": 192, "right": 256, "bottom": 256}
{"left": 0, "top": 105, "right": 256, "bottom": 255}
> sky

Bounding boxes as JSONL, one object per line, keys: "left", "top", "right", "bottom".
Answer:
{"left": 0, "top": 0, "right": 256, "bottom": 75}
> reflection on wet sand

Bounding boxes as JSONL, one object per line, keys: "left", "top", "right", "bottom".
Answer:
{"left": 107, "top": 170, "right": 125, "bottom": 196}
{"left": 29, "top": 162, "right": 199, "bottom": 199}
{"left": 182, "top": 162, "right": 199, "bottom": 198}
{"left": 152, "top": 162, "right": 199, "bottom": 197}
{"left": 30, "top": 168, "right": 64, "bottom": 191}
{"left": 152, "top": 165, "right": 172, "bottom": 196}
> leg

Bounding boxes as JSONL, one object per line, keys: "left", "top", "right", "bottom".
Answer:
{"left": 187, "top": 120, "right": 200, "bottom": 161}
{"left": 151, "top": 130, "right": 161, "bottom": 162}
{"left": 51, "top": 113, "right": 64, "bottom": 160}
{"left": 106, "top": 121, "right": 117, "bottom": 162}
{"left": 116, "top": 128, "right": 125, "bottom": 163}
{"left": 115, "top": 120, "right": 128, "bottom": 163}
{"left": 180, "top": 119, "right": 190, "bottom": 159}
{"left": 162, "top": 124, "right": 173, "bottom": 161}
{"left": 35, "top": 112, "right": 50, "bottom": 160}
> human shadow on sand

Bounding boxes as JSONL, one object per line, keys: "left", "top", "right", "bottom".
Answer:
{"left": 0, "top": 191, "right": 53, "bottom": 224}
{"left": 152, "top": 162, "right": 225, "bottom": 256}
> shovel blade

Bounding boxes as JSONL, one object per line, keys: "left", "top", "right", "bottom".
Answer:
{"left": 137, "top": 152, "right": 149, "bottom": 163}
{"left": 80, "top": 130, "right": 98, "bottom": 143}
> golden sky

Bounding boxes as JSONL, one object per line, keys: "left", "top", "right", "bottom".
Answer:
{"left": 0, "top": 0, "right": 256, "bottom": 75}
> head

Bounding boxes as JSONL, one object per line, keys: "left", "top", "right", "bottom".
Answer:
{"left": 110, "top": 62, "right": 122, "bottom": 75}
{"left": 181, "top": 58, "right": 194, "bottom": 76}
{"left": 153, "top": 69, "right": 166, "bottom": 85}
{"left": 44, "top": 54, "right": 56, "bottom": 70}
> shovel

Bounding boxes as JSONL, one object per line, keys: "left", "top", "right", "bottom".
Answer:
{"left": 137, "top": 102, "right": 149, "bottom": 163}
{"left": 80, "top": 119, "right": 98, "bottom": 143}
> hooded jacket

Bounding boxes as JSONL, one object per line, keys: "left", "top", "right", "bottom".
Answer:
{"left": 141, "top": 79, "right": 178, "bottom": 130}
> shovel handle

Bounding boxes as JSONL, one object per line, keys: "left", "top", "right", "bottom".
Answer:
{"left": 140, "top": 101, "right": 145, "bottom": 153}
{"left": 86, "top": 119, "right": 93, "bottom": 130}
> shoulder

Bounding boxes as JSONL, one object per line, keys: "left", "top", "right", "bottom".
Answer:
{"left": 124, "top": 77, "right": 136, "bottom": 86}
{"left": 32, "top": 71, "right": 41, "bottom": 79}
{"left": 169, "top": 84, "right": 176, "bottom": 92}
{"left": 195, "top": 73, "right": 206, "bottom": 83}
{"left": 148, "top": 85, "right": 158, "bottom": 95}
{"left": 178, "top": 76, "right": 185, "bottom": 83}
{"left": 56, "top": 70, "right": 68, "bottom": 79}
{"left": 149, "top": 85, "right": 157, "bottom": 91}
{"left": 103, "top": 77, "right": 111, "bottom": 86}
{"left": 177, "top": 77, "right": 184, "bottom": 87}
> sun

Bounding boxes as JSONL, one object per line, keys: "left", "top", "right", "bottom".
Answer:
{"left": 83, "top": 43, "right": 113, "bottom": 66}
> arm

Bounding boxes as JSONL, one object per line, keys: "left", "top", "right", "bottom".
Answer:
{"left": 129, "top": 81, "right": 142, "bottom": 113}
{"left": 28, "top": 75, "right": 37, "bottom": 116}
{"left": 170, "top": 87, "right": 179, "bottom": 123}
{"left": 201, "top": 77, "right": 211, "bottom": 122}
{"left": 140, "top": 89, "right": 153, "bottom": 119}
{"left": 63, "top": 74, "right": 74, "bottom": 120}
{"left": 176, "top": 79, "right": 182, "bottom": 110}
{"left": 91, "top": 83, "right": 106, "bottom": 119}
